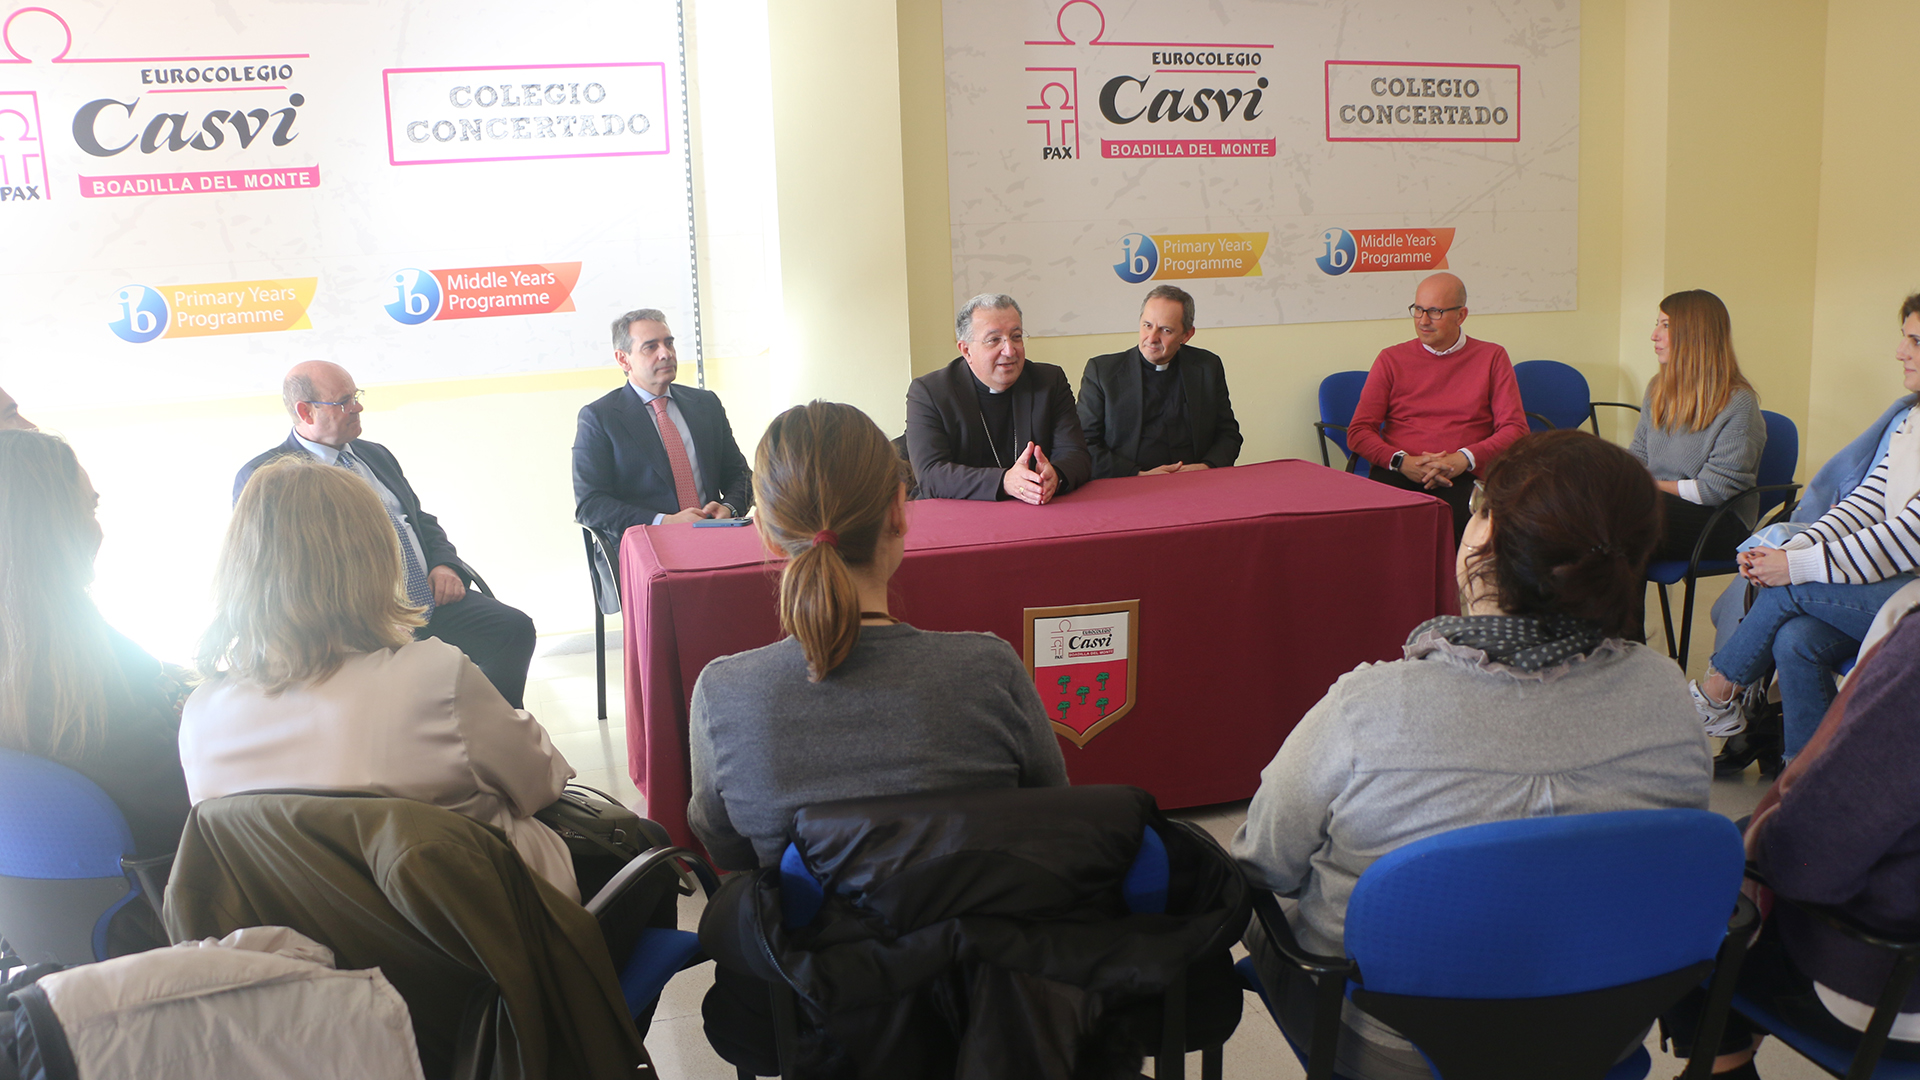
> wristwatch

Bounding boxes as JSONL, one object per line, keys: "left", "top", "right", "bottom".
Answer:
{"left": 1388, "top": 451, "right": 1406, "bottom": 473}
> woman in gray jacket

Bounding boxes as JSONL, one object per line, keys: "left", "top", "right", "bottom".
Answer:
{"left": 1232, "top": 430, "right": 1713, "bottom": 1080}
{"left": 1629, "top": 288, "right": 1766, "bottom": 565}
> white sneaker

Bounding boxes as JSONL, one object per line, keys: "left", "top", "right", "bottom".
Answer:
{"left": 1690, "top": 679, "right": 1749, "bottom": 737}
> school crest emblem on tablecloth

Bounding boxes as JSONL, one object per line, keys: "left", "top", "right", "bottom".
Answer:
{"left": 1023, "top": 600, "right": 1139, "bottom": 747}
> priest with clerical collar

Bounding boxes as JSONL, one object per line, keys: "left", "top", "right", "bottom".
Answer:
{"left": 904, "top": 293, "right": 1092, "bottom": 503}
{"left": 1077, "top": 285, "right": 1243, "bottom": 480}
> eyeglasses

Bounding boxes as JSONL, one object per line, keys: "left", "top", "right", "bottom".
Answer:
{"left": 305, "top": 390, "right": 365, "bottom": 410}
{"left": 1469, "top": 480, "right": 1488, "bottom": 518}
{"left": 1409, "top": 304, "right": 1465, "bottom": 320}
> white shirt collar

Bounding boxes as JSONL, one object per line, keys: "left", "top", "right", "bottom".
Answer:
{"left": 1422, "top": 332, "right": 1469, "bottom": 357}
{"left": 628, "top": 381, "right": 673, "bottom": 405}
{"left": 292, "top": 431, "right": 343, "bottom": 464}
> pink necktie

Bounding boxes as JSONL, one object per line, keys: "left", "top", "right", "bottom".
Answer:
{"left": 650, "top": 396, "right": 700, "bottom": 512}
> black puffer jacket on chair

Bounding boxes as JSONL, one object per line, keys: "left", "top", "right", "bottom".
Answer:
{"left": 699, "top": 784, "right": 1248, "bottom": 1080}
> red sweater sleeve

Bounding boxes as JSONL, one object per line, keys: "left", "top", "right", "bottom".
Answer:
{"left": 1463, "top": 347, "right": 1529, "bottom": 471}
{"left": 1345, "top": 352, "right": 1398, "bottom": 469}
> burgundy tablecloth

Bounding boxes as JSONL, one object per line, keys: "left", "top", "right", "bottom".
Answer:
{"left": 621, "top": 459, "right": 1456, "bottom": 847}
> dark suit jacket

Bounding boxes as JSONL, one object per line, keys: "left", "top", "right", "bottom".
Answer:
{"left": 572, "top": 381, "right": 753, "bottom": 539}
{"left": 904, "top": 358, "right": 1092, "bottom": 501}
{"left": 234, "top": 432, "right": 471, "bottom": 582}
{"left": 1076, "top": 344, "right": 1242, "bottom": 478}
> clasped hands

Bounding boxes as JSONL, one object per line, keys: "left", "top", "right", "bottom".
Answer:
{"left": 1003, "top": 441, "right": 1061, "bottom": 505}
{"left": 1398, "top": 450, "right": 1469, "bottom": 489}
{"left": 1738, "top": 547, "right": 1791, "bottom": 588}
{"left": 1140, "top": 462, "right": 1211, "bottom": 476}
{"left": 663, "top": 501, "right": 734, "bottom": 525}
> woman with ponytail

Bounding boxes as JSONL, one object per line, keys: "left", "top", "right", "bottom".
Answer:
{"left": 1232, "top": 431, "right": 1711, "bottom": 1080}
{"left": 687, "top": 401, "right": 1068, "bottom": 873}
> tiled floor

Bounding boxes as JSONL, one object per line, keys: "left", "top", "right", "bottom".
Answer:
{"left": 526, "top": 644, "right": 1829, "bottom": 1079}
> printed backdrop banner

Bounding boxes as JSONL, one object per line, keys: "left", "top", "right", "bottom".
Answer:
{"left": 0, "top": 1, "right": 695, "bottom": 409}
{"left": 943, "top": 0, "right": 1579, "bottom": 336}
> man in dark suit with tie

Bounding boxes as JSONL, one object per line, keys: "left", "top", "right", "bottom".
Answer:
{"left": 234, "top": 361, "right": 538, "bottom": 707}
{"left": 572, "top": 308, "right": 754, "bottom": 558}
{"left": 905, "top": 294, "right": 1092, "bottom": 502}
{"left": 1077, "top": 285, "right": 1243, "bottom": 479}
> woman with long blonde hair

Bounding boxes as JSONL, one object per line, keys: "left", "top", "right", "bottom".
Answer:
{"left": 180, "top": 455, "right": 580, "bottom": 899}
{"left": 0, "top": 429, "right": 192, "bottom": 857}
{"left": 1629, "top": 289, "right": 1767, "bottom": 564}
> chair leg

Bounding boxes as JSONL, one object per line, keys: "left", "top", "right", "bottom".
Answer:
{"left": 1656, "top": 583, "right": 1678, "bottom": 661}
{"left": 594, "top": 604, "right": 608, "bottom": 721}
{"left": 1200, "top": 1043, "right": 1223, "bottom": 1080}
{"left": 1677, "top": 576, "right": 1699, "bottom": 673}
{"left": 1157, "top": 969, "right": 1187, "bottom": 1079}
{"left": 770, "top": 983, "right": 800, "bottom": 1080}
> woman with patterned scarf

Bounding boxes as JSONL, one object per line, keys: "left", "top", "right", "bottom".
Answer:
{"left": 1231, "top": 429, "right": 1714, "bottom": 1080}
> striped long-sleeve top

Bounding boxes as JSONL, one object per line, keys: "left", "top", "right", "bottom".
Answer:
{"left": 1785, "top": 409, "right": 1920, "bottom": 585}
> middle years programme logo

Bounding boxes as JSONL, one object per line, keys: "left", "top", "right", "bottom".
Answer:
{"left": 1314, "top": 227, "right": 1456, "bottom": 276}
{"left": 384, "top": 262, "right": 581, "bottom": 324}
{"left": 1113, "top": 231, "right": 1267, "bottom": 283}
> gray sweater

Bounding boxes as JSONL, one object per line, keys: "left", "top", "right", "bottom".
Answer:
{"left": 1231, "top": 638, "right": 1711, "bottom": 960}
{"left": 688, "top": 623, "right": 1071, "bottom": 870}
{"left": 1628, "top": 385, "right": 1766, "bottom": 526}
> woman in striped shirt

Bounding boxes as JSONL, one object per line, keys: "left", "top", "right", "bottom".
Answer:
{"left": 1694, "top": 294, "right": 1920, "bottom": 758}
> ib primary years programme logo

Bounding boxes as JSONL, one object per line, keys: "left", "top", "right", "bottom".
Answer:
{"left": 1114, "top": 231, "right": 1267, "bottom": 284}
{"left": 108, "top": 278, "right": 317, "bottom": 343}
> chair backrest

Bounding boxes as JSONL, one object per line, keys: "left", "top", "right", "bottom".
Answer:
{"left": 1513, "top": 360, "right": 1594, "bottom": 433}
{"left": 1344, "top": 808, "right": 1743, "bottom": 999}
{"left": 1755, "top": 410, "right": 1800, "bottom": 519}
{"left": 1316, "top": 370, "right": 1371, "bottom": 456}
{"left": 0, "top": 749, "right": 139, "bottom": 966}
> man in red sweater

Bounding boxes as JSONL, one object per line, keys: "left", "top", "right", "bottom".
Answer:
{"left": 1347, "top": 272, "right": 1529, "bottom": 544}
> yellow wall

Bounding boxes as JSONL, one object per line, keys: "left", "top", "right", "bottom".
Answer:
{"left": 37, "top": 0, "right": 1919, "bottom": 673}
{"left": 1806, "top": 0, "right": 1920, "bottom": 463}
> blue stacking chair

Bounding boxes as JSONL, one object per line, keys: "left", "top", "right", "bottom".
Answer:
{"left": 587, "top": 843, "right": 717, "bottom": 1024}
{"left": 1316, "top": 370, "right": 1374, "bottom": 476}
{"left": 1513, "top": 359, "right": 1643, "bottom": 435}
{"left": 0, "top": 748, "right": 163, "bottom": 971}
{"left": 1727, "top": 870, "right": 1920, "bottom": 1080}
{"left": 1238, "top": 809, "right": 1755, "bottom": 1080}
{"left": 748, "top": 821, "right": 1222, "bottom": 1080}
{"left": 1649, "top": 409, "right": 1801, "bottom": 670}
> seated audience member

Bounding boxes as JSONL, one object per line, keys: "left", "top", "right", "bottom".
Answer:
{"left": 1347, "top": 272, "right": 1530, "bottom": 544}
{"left": 689, "top": 400, "right": 1071, "bottom": 1068}
{"left": 237, "top": 361, "right": 537, "bottom": 709}
{"left": 1665, "top": 599, "right": 1920, "bottom": 1077}
{"left": 1707, "top": 295, "right": 1920, "bottom": 773}
{"left": 1232, "top": 430, "right": 1711, "bottom": 1080}
{"left": 1691, "top": 299, "right": 1920, "bottom": 761}
{"left": 0, "top": 384, "right": 33, "bottom": 430}
{"left": 573, "top": 308, "right": 754, "bottom": 544}
{"left": 182, "top": 457, "right": 581, "bottom": 901}
{"left": 905, "top": 294, "right": 1092, "bottom": 502}
{"left": 1629, "top": 289, "right": 1766, "bottom": 563}
{"left": 0, "top": 429, "right": 191, "bottom": 954}
{"left": 1078, "top": 285, "right": 1243, "bottom": 478}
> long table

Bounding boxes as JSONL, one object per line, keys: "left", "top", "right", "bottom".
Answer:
{"left": 620, "top": 459, "right": 1456, "bottom": 847}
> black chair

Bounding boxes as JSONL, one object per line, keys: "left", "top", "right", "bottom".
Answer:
{"left": 702, "top": 785, "right": 1245, "bottom": 1080}
{"left": 1239, "top": 809, "right": 1756, "bottom": 1080}
{"left": 580, "top": 524, "right": 622, "bottom": 720}
{"left": 1730, "top": 870, "right": 1920, "bottom": 1080}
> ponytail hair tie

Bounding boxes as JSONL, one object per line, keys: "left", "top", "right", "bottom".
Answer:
{"left": 813, "top": 530, "right": 839, "bottom": 548}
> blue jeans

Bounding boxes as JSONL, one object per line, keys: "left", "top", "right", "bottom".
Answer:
{"left": 1710, "top": 576, "right": 1915, "bottom": 758}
